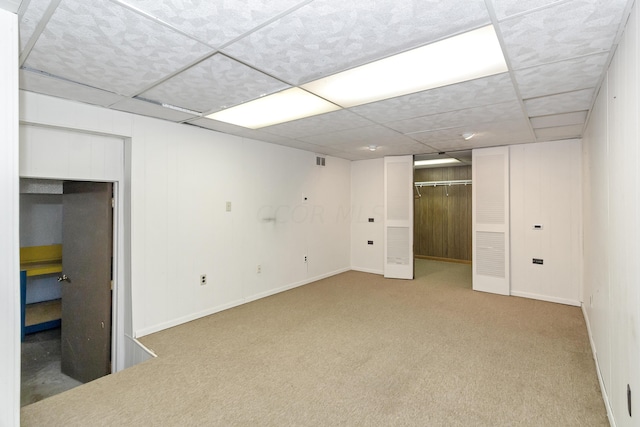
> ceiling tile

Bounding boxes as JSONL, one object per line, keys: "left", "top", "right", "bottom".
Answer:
{"left": 19, "top": 0, "right": 51, "bottom": 52}
{"left": 139, "top": 54, "right": 290, "bottom": 114}
{"left": 499, "top": 0, "right": 627, "bottom": 69}
{"left": 261, "top": 110, "right": 375, "bottom": 139}
{"left": 338, "top": 140, "right": 433, "bottom": 160}
{"left": 119, "top": 0, "right": 307, "bottom": 47}
{"left": 20, "top": 69, "right": 126, "bottom": 107}
{"left": 110, "top": 98, "right": 198, "bottom": 122}
{"left": 426, "top": 130, "right": 534, "bottom": 151}
{"left": 530, "top": 111, "right": 587, "bottom": 128}
{"left": 24, "top": 0, "right": 213, "bottom": 96}
{"left": 491, "top": 0, "right": 567, "bottom": 20}
{"left": 534, "top": 124, "right": 583, "bottom": 140}
{"left": 515, "top": 53, "right": 608, "bottom": 99}
{"left": 223, "top": 0, "right": 490, "bottom": 85}
{"left": 524, "top": 89, "right": 594, "bottom": 116}
{"left": 407, "top": 118, "right": 534, "bottom": 146}
{"left": 186, "top": 117, "right": 252, "bottom": 135}
{"left": 0, "top": 0, "right": 22, "bottom": 13}
{"left": 386, "top": 100, "right": 526, "bottom": 135}
{"left": 299, "top": 125, "right": 415, "bottom": 148}
{"left": 350, "top": 73, "right": 518, "bottom": 123}
{"left": 265, "top": 139, "right": 336, "bottom": 153}
{"left": 187, "top": 117, "right": 308, "bottom": 146}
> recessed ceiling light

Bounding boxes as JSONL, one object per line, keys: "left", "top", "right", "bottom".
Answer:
{"left": 414, "top": 158, "right": 461, "bottom": 167}
{"left": 302, "top": 25, "right": 507, "bottom": 108}
{"left": 462, "top": 132, "right": 476, "bottom": 140}
{"left": 205, "top": 88, "right": 340, "bottom": 129}
{"left": 368, "top": 145, "right": 377, "bottom": 151}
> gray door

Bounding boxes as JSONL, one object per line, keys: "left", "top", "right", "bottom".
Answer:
{"left": 61, "top": 181, "right": 113, "bottom": 383}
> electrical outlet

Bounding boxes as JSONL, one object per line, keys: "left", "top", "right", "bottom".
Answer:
{"left": 257, "top": 265, "right": 261, "bottom": 274}
{"left": 200, "top": 274, "right": 207, "bottom": 286}
{"left": 226, "top": 201, "right": 232, "bottom": 212}
{"left": 304, "top": 255, "right": 308, "bottom": 263}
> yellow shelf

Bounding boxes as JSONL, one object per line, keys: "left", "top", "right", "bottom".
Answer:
{"left": 20, "top": 244, "right": 62, "bottom": 277}
{"left": 20, "top": 244, "right": 63, "bottom": 340}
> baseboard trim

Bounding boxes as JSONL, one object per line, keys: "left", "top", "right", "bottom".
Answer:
{"left": 350, "top": 266, "right": 384, "bottom": 275}
{"left": 582, "top": 304, "right": 616, "bottom": 427}
{"left": 510, "top": 290, "right": 581, "bottom": 307}
{"left": 135, "top": 267, "right": 351, "bottom": 338}
{"left": 243, "top": 267, "right": 350, "bottom": 304}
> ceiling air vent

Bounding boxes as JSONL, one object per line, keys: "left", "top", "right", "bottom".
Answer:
{"left": 316, "top": 156, "right": 326, "bottom": 166}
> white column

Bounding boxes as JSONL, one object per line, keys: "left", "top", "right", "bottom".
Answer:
{"left": 0, "top": 8, "right": 20, "bottom": 427}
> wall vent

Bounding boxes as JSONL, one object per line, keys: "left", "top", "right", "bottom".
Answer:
{"left": 316, "top": 156, "right": 326, "bottom": 166}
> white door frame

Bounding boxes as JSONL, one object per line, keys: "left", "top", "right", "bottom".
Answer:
{"left": 19, "top": 124, "right": 128, "bottom": 373}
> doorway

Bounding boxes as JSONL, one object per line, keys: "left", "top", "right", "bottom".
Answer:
{"left": 20, "top": 179, "right": 115, "bottom": 405}
{"left": 413, "top": 151, "right": 473, "bottom": 266}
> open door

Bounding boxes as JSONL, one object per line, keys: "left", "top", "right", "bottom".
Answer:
{"left": 60, "top": 181, "right": 113, "bottom": 383}
{"left": 384, "top": 156, "right": 414, "bottom": 279}
{"left": 472, "top": 147, "right": 510, "bottom": 295}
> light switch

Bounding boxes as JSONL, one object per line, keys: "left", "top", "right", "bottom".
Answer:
{"left": 226, "top": 201, "right": 232, "bottom": 212}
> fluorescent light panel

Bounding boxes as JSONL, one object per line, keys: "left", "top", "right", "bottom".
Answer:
{"left": 208, "top": 25, "right": 507, "bottom": 128}
{"left": 205, "top": 88, "right": 340, "bottom": 129}
{"left": 414, "top": 158, "right": 461, "bottom": 167}
{"left": 302, "top": 25, "right": 508, "bottom": 108}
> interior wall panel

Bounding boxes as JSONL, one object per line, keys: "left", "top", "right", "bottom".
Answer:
{"left": 582, "top": 1, "right": 640, "bottom": 425}
{"left": 510, "top": 140, "right": 582, "bottom": 306}
{"left": 0, "top": 9, "right": 19, "bottom": 427}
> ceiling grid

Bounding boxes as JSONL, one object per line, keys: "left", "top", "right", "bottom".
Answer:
{"left": 7, "top": 0, "right": 633, "bottom": 160}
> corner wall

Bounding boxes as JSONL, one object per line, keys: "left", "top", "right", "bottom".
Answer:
{"left": 0, "top": 9, "right": 19, "bottom": 427}
{"left": 510, "top": 140, "right": 582, "bottom": 306}
{"left": 582, "top": 1, "right": 640, "bottom": 424}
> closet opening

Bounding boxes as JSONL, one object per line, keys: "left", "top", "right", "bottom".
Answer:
{"left": 413, "top": 151, "right": 472, "bottom": 276}
{"left": 20, "top": 178, "right": 115, "bottom": 406}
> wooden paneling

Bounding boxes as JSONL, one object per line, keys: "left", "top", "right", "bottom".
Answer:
{"left": 414, "top": 166, "right": 471, "bottom": 261}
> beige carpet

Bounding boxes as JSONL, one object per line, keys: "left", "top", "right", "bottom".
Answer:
{"left": 21, "top": 260, "right": 607, "bottom": 426}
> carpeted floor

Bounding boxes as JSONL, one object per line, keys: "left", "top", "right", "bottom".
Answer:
{"left": 21, "top": 260, "right": 608, "bottom": 426}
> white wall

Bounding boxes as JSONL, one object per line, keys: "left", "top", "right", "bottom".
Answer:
{"left": 19, "top": 91, "right": 351, "bottom": 338}
{"left": 582, "top": 1, "right": 640, "bottom": 424}
{"left": 351, "top": 159, "right": 384, "bottom": 274}
{"left": 510, "top": 140, "right": 582, "bottom": 306}
{"left": 0, "top": 9, "right": 19, "bottom": 427}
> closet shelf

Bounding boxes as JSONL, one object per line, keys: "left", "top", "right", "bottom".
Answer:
{"left": 20, "top": 244, "right": 63, "bottom": 341}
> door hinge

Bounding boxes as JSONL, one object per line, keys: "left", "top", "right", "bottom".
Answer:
{"left": 110, "top": 280, "right": 113, "bottom": 290}
{"left": 111, "top": 198, "right": 115, "bottom": 208}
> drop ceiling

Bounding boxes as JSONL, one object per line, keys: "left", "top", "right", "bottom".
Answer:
{"left": 10, "top": 0, "right": 633, "bottom": 160}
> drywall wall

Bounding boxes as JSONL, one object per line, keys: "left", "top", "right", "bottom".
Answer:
{"left": 0, "top": 9, "right": 19, "bottom": 427}
{"left": 582, "top": 1, "right": 640, "bottom": 424}
{"left": 510, "top": 140, "right": 582, "bottom": 306}
{"left": 350, "top": 158, "right": 384, "bottom": 274}
{"left": 19, "top": 91, "right": 351, "bottom": 339}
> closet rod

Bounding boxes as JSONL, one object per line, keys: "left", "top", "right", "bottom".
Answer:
{"left": 415, "top": 179, "right": 472, "bottom": 187}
